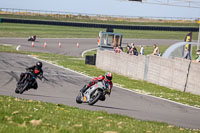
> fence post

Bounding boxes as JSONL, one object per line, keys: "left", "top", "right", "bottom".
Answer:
{"left": 184, "top": 60, "right": 192, "bottom": 92}
{"left": 143, "top": 55, "right": 150, "bottom": 81}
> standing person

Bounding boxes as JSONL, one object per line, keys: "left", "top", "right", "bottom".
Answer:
{"left": 140, "top": 45, "right": 144, "bottom": 55}
{"left": 152, "top": 44, "right": 159, "bottom": 56}
{"left": 195, "top": 50, "right": 200, "bottom": 62}
{"left": 184, "top": 44, "right": 191, "bottom": 60}
{"left": 130, "top": 43, "right": 138, "bottom": 56}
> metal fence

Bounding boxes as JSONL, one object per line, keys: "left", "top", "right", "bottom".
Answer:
{"left": 0, "top": 7, "right": 199, "bottom": 21}
{"left": 2, "top": 18, "right": 198, "bottom": 32}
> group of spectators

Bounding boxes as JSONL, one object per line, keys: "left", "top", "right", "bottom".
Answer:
{"left": 113, "top": 42, "right": 200, "bottom": 63}
{"left": 126, "top": 43, "right": 160, "bottom": 56}
{"left": 126, "top": 43, "right": 139, "bottom": 56}
{"left": 125, "top": 42, "right": 200, "bottom": 63}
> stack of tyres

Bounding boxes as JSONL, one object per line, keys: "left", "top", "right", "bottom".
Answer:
{"left": 85, "top": 54, "right": 96, "bottom": 65}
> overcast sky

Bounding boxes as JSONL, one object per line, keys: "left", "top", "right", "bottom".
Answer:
{"left": 0, "top": 0, "right": 200, "bottom": 19}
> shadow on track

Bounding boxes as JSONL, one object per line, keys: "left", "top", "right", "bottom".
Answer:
{"left": 22, "top": 93, "right": 66, "bottom": 99}
{"left": 92, "top": 104, "right": 138, "bottom": 112}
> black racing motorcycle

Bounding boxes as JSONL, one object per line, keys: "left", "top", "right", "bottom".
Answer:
{"left": 28, "top": 35, "right": 36, "bottom": 41}
{"left": 15, "top": 71, "right": 47, "bottom": 94}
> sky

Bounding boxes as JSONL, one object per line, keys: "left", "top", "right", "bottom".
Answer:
{"left": 0, "top": 0, "right": 200, "bottom": 19}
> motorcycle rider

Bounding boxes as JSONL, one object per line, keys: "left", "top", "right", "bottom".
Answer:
{"left": 17, "top": 61, "right": 43, "bottom": 89}
{"left": 80, "top": 72, "right": 113, "bottom": 98}
{"left": 28, "top": 35, "right": 36, "bottom": 41}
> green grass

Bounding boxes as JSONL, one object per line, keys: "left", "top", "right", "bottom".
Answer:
{"left": 0, "top": 23, "right": 198, "bottom": 40}
{"left": 1, "top": 45, "right": 200, "bottom": 108}
{"left": 1, "top": 95, "right": 198, "bottom": 133}
{"left": 83, "top": 50, "right": 97, "bottom": 58}
{"left": 0, "top": 23, "right": 102, "bottom": 38}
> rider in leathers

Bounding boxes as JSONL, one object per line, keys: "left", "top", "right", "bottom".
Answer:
{"left": 18, "top": 61, "right": 43, "bottom": 89}
{"left": 80, "top": 72, "right": 113, "bottom": 100}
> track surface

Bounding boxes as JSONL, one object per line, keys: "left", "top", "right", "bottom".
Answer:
{"left": 0, "top": 38, "right": 182, "bottom": 57}
{"left": 1, "top": 53, "right": 200, "bottom": 129}
{"left": 0, "top": 38, "right": 200, "bottom": 129}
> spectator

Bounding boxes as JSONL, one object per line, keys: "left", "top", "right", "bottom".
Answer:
{"left": 140, "top": 45, "right": 144, "bottom": 55}
{"left": 114, "top": 46, "right": 122, "bottom": 53}
{"left": 152, "top": 44, "right": 159, "bottom": 56}
{"left": 195, "top": 50, "right": 200, "bottom": 62}
{"left": 130, "top": 43, "right": 138, "bottom": 56}
{"left": 183, "top": 44, "right": 191, "bottom": 60}
{"left": 126, "top": 43, "right": 132, "bottom": 54}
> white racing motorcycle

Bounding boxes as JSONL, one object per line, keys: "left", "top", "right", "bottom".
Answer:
{"left": 76, "top": 80, "right": 111, "bottom": 105}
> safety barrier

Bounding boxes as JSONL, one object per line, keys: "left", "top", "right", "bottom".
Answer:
{"left": 96, "top": 50, "right": 200, "bottom": 95}
{"left": 1, "top": 18, "right": 199, "bottom": 32}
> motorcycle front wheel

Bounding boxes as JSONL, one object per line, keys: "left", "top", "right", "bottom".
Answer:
{"left": 19, "top": 82, "right": 29, "bottom": 94}
{"left": 88, "top": 90, "right": 102, "bottom": 105}
{"left": 15, "top": 88, "right": 20, "bottom": 93}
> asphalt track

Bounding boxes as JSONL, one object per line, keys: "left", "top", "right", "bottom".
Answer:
{"left": 0, "top": 38, "right": 200, "bottom": 129}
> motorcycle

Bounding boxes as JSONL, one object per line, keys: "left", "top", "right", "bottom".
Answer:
{"left": 28, "top": 35, "right": 36, "bottom": 41}
{"left": 15, "top": 71, "right": 47, "bottom": 94}
{"left": 76, "top": 80, "right": 111, "bottom": 105}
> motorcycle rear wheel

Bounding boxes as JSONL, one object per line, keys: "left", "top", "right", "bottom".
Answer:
{"left": 76, "top": 93, "right": 83, "bottom": 104}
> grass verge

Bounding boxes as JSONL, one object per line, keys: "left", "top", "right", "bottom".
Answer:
{"left": 1, "top": 95, "right": 198, "bottom": 133}
{"left": 0, "top": 23, "right": 198, "bottom": 40}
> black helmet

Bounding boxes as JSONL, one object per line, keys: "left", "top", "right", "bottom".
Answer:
{"left": 36, "top": 61, "right": 42, "bottom": 69}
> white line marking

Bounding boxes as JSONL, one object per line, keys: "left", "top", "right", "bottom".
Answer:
{"left": 1, "top": 44, "right": 13, "bottom": 46}
{"left": 117, "top": 86, "right": 200, "bottom": 110}
{"left": 16, "top": 45, "right": 21, "bottom": 51}
{"left": 81, "top": 48, "right": 97, "bottom": 57}
{"left": 28, "top": 55, "right": 200, "bottom": 110}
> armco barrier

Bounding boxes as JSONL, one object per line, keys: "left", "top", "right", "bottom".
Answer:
{"left": 1, "top": 18, "right": 199, "bottom": 32}
{"left": 96, "top": 50, "right": 200, "bottom": 95}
